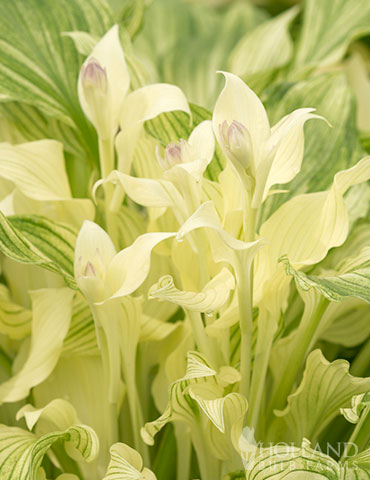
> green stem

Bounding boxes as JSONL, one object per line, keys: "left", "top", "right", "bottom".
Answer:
{"left": 238, "top": 195, "right": 258, "bottom": 399}
{"left": 98, "top": 137, "right": 120, "bottom": 246}
{"left": 341, "top": 405, "right": 370, "bottom": 460}
{"left": 248, "top": 309, "right": 276, "bottom": 432}
{"left": 237, "top": 259, "right": 254, "bottom": 399}
{"left": 123, "top": 361, "right": 150, "bottom": 465}
{"left": 99, "top": 137, "right": 114, "bottom": 179}
{"left": 187, "top": 309, "right": 217, "bottom": 365}
{"left": 192, "top": 425, "right": 220, "bottom": 480}
{"left": 266, "top": 297, "right": 329, "bottom": 419}
{"left": 174, "top": 423, "right": 192, "bottom": 480}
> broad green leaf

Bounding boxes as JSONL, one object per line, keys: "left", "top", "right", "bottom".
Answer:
{"left": 157, "top": 1, "right": 268, "bottom": 107}
{"left": 0, "top": 284, "right": 32, "bottom": 339}
{"left": 0, "top": 213, "right": 78, "bottom": 289}
{"left": 103, "top": 442, "right": 157, "bottom": 480}
{"left": 145, "top": 104, "right": 225, "bottom": 181}
{"left": 0, "top": 288, "right": 74, "bottom": 403}
{"left": 0, "top": 421, "right": 98, "bottom": 480}
{"left": 319, "top": 298, "right": 370, "bottom": 347}
{"left": 293, "top": 0, "right": 370, "bottom": 72}
{"left": 280, "top": 249, "right": 370, "bottom": 303}
{"left": 230, "top": 7, "right": 299, "bottom": 91}
{"left": 0, "top": 0, "right": 113, "bottom": 159}
{"left": 262, "top": 73, "right": 364, "bottom": 221}
{"left": 346, "top": 50, "right": 370, "bottom": 134}
{"left": 148, "top": 267, "right": 235, "bottom": 313}
{"left": 62, "top": 31, "right": 98, "bottom": 56}
{"left": 274, "top": 350, "right": 370, "bottom": 443}
{"left": 0, "top": 102, "right": 85, "bottom": 159}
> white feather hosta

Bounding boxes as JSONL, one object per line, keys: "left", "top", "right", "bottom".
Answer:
{"left": 0, "top": 10, "right": 370, "bottom": 480}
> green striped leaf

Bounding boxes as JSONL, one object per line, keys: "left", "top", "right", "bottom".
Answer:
{"left": 0, "top": 213, "right": 77, "bottom": 289}
{"left": 0, "top": 0, "right": 111, "bottom": 119}
{"left": 244, "top": 438, "right": 341, "bottom": 479}
{"left": 62, "top": 293, "right": 98, "bottom": 357}
{"left": 144, "top": 104, "right": 225, "bottom": 181}
{"left": 280, "top": 250, "right": 370, "bottom": 304}
{"left": 141, "top": 351, "right": 240, "bottom": 448}
{"left": 230, "top": 6, "right": 298, "bottom": 92}
{"left": 156, "top": 1, "right": 267, "bottom": 108}
{"left": 274, "top": 350, "right": 370, "bottom": 443}
{"left": 0, "top": 422, "right": 99, "bottom": 479}
{"left": 0, "top": 0, "right": 113, "bottom": 165}
{"left": 261, "top": 73, "right": 365, "bottom": 221}
{"left": 293, "top": 0, "right": 370, "bottom": 72}
{"left": 0, "top": 284, "right": 32, "bottom": 340}
{"left": 0, "top": 102, "right": 84, "bottom": 158}
{"left": 103, "top": 442, "right": 156, "bottom": 480}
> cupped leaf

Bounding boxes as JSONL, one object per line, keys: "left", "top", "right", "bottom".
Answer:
{"left": 141, "top": 351, "right": 239, "bottom": 445}
{"left": 148, "top": 267, "right": 235, "bottom": 313}
{"left": 17, "top": 398, "right": 77, "bottom": 434}
{"left": 188, "top": 384, "right": 247, "bottom": 461}
{"left": 341, "top": 392, "right": 370, "bottom": 424}
{"left": 274, "top": 350, "right": 370, "bottom": 443}
{"left": 103, "top": 442, "right": 157, "bottom": 480}
{"left": 0, "top": 421, "right": 99, "bottom": 480}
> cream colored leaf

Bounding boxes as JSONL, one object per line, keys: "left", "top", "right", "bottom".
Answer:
{"left": 16, "top": 398, "right": 78, "bottom": 432}
{"left": 0, "top": 140, "right": 72, "bottom": 200}
{"left": 0, "top": 288, "right": 74, "bottom": 403}
{"left": 103, "top": 442, "right": 157, "bottom": 480}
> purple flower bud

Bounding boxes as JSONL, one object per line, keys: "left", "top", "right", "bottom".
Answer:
{"left": 219, "top": 120, "right": 252, "bottom": 170}
{"left": 81, "top": 58, "right": 108, "bottom": 95}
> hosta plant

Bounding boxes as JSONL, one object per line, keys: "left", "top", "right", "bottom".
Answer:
{"left": 0, "top": 0, "right": 369, "bottom": 479}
